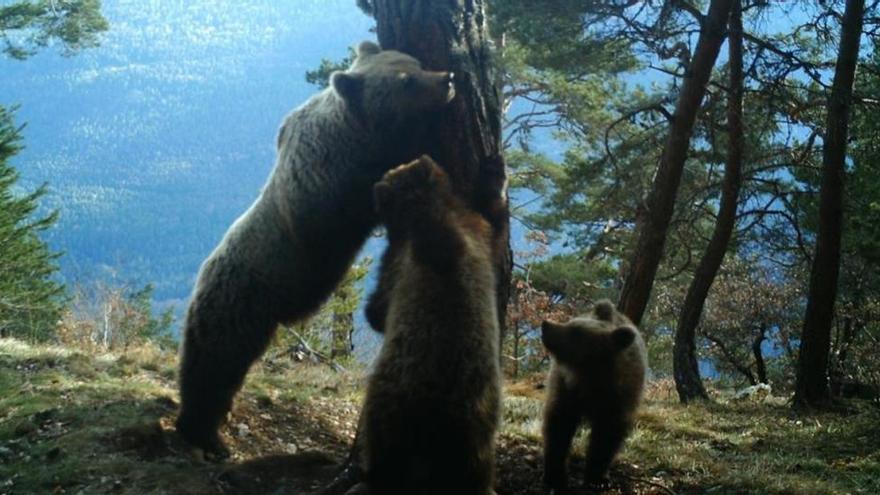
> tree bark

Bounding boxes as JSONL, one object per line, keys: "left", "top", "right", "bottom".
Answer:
{"left": 370, "top": 0, "right": 511, "bottom": 341}
{"left": 320, "top": 2, "right": 509, "bottom": 492}
{"left": 794, "top": 0, "right": 865, "bottom": 411}
{"left": 509, "top": 310, "right": 525, "bottom": 379}
{"left": 831, "top": 316, "right": 856, "bottom": 394}
{"left": 671, "top": 0, "right": 742, "bottom": 403}
{"left": 617, "top": 0, "right": 733, "bottom": 325}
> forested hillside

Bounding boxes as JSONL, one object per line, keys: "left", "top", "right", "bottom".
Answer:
{"left": 0, "top": 0, "right": 372, "bottom": 307}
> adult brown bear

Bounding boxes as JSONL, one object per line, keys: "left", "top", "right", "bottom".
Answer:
{"left": 176, "top": 41, "right": 455, "bottom": 459}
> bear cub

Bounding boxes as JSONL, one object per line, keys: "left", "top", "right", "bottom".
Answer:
{"left": 356, "top": 156, "right": 501, "bottom": 495}
{"left": 541, "top": 300, "right": 647, "bottom": 493}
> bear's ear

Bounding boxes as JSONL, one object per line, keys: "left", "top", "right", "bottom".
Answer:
{"left": 541, "top": 320, "right": 565, "bottom": 354}
{"left": 357, "top": 40, "right": 381, "bottom": 57}
{"left": 331, "top": 72, "right": 364, "bottom": 103}
{"left": 593, "top": 299, "right": 616, "bottom": 322}
{"left": 611, "top": 325, "right": 637, "bottom": 350}
{"left": 373, "top": 180, "right": 394, "bottom": 217}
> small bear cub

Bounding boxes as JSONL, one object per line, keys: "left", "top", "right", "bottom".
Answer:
{"left": 357, "top": 155, "right": 501, "bottom": 495}
{"left": 541, "top": 300, "right": 647, "bottom": 493}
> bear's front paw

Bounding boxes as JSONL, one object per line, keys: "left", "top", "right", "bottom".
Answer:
{"left": 373, "top": 155, "right": 448, "bottom": 217}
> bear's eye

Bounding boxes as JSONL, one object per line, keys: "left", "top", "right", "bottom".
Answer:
{"left": 398, "top": 72, "right": 414, "bottom": 88}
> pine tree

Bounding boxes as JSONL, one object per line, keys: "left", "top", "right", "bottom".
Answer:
{"left": 0, "top": 106, "right": 65, "bottom": 341}
{"left": 0, "top": 0, "right": 109, "bottom": 59}
{"left": 0, "top": 1, "right": 107, "bottom": 341}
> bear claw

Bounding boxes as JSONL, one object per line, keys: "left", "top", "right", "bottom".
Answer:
{"left": 176, "top": 422, "right": 230, "bottom": 462}
{"left": 374, "top": 155, "right": 449, "bottom": 218}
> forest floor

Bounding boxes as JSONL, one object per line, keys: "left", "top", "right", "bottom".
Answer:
{"left": 0, "top": 338, "right": 878, "bottom": 495}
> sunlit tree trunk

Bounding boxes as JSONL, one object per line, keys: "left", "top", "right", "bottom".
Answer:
{"left": 794, "top": 0, "right": 865, "bottom": 410}
{"left": 617, "top": 0, "right": 733, "bottom": 325}
{"left": 511, "top": 320, "right": 521, "bottom": 378}
{"left": 671, "top": 0, "right": 742, "bottom": 403}
{"left": 330, "top": 313, "right": 354, "bottom": 359}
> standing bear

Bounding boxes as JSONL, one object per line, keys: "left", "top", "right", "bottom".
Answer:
{"left": 355, "top": 156, "right": 501, "bottom": 495}
{"left": 176, "top": 41, "right": 456, "bottom": 459}
{"left": 541, "top": 300, "right": 647, "bottom": 493}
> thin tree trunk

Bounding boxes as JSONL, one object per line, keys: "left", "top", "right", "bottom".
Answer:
{"left": 671, "top": 0, "right": 742, "bottom": 403}
{"left": 794, "top": 0, "right": 865, "bottom": 410}
{"left": 321, "top": 2, "right": 509, "bottom": 492}
{"left": 330, "top": 312, "right": 354, "bottom": 359}
{"left": 102, "top": 302, "right": 111, "bottom": 348}
{"left": 706, "top": 333, "right": 756, "bottom": 385}
{"left": 752, "top": 326, "right": 768, "bottom": 384}
{"left": 617, "top": 0, "right": 733, "bottom": 325}
{"left": 512, "top": 320, "right": 521, "bottom": 378}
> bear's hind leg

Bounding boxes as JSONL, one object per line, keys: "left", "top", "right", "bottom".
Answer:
{"left": 176, "top": 283, "right": 280, "bottom": 460}
{"left": 543, "top": 401, "right": 580, "bottom": 493}
{"left": 583, "top": 419, "right": 630, "bottom": 486}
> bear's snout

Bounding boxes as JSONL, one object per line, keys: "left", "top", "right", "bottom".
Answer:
{"left": 422, "top": 71, "right": 456, "bottom": 99}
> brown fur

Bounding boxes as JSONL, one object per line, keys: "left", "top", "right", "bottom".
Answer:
{"left": 541, "top": 300, "right": 647, "bottom": 491}
{"left": 358, "top": 156, "right": 501, "bottom": 495}
{"left": 365, "top": 153, "right": 508, "bottom": 334}
{"left": 175, "top": 41, "right": 455, "bottom": 459}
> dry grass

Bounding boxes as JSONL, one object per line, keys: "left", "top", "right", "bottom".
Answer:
{"left": 500, "top": 378, "right": 880, "bottom": 494}
{"left": 0, "top": 339, "right": 877, "bottom": 494}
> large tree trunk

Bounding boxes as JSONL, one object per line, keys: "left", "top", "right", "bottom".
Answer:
{"left": 617, "top": 0, "right": 733, "bottom": 325}
{"left": 321, "top": 2, "right": 509, "bottom": 492}
{"left": 370, "top": 0, "right": 511, "bottom": 341}
{"left": 672, "top": 0, "right": 743, "bottom": 403}
{"left": 794, "top": 0, "right": 864, "bottom": 411}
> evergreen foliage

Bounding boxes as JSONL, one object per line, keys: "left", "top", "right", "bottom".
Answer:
{"left": 0, "top": 106, "right": 65, "bottom": 341}
{"left": 305, "top": 49, "right": 355, "bottom": 89}
{"left": 0, "top": 0, "right": 108, "bottom": 60}
{"left": 0, "top": 0, "right": 107, "bottom": 342}
{"left": 276, "top": 260, "right": 371, "bottom": 366}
